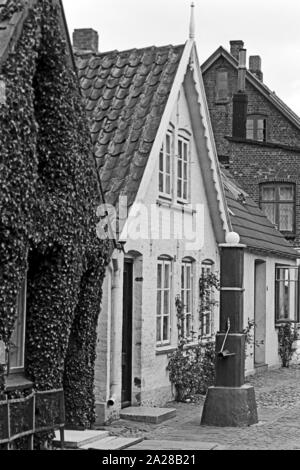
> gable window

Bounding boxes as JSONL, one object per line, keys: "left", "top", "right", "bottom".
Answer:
{"left": 181, "top": 259, "right": 194, "bottom": 339}
{"left": 158, "top": 128, "right": 191, "bottom": 205}
{"left": 177, "top": 136, "right": 189, "bottom": 203}
{"left": 275, "top": 266, "right": 299, "bottom": 323}
{"left": 156, "top": 257, "right": 172, "bottom": 345}
{"left": 199, "top": 261, "right": 215, "bottom": 338}
{"left": 159, "top": 131, "right": 173, "bottom": 198}
{"left": 9, "top": 277, "right": 27, "bottom": 373}
{"left": 216, "top": 69, "right": 229, "bottom": 102}
{"left": 246, "top": 115, "right": 267, "bottom": 141}
{"left": 260, "top": 183, "right": 295, "bottom": 235}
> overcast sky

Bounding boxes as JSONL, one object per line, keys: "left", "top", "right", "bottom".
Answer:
{"left": 63, "top": 0, "right": 300, "bottom": 116}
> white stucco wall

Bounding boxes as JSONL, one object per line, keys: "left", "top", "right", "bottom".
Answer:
{"left": 243, "top": 251, "right": 297, "bottom": 375}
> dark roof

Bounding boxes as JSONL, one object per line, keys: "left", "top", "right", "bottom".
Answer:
{"left": 221, "top": 168, "right": 299, "bottom": 259}
{"left": 75, "top": 44, "right": 185, "bottom": 208}
{"left": 202, "top": 46, "right": 300, "bottom": 131}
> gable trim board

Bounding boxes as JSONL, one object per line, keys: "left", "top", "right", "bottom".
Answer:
{"left": 119, "top": 40, "right": 231, "bottom": 244}
{"left": 201, "top": 46, "right": 300, "bottom": 132}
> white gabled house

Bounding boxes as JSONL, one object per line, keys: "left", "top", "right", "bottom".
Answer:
{"left": 74, "top": 16, "right": 299, "bottom": 424}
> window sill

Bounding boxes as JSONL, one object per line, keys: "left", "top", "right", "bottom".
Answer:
{"left": 156, "top": 199, "right": 195, "bottom": 214}
{"left": 275, "top": 319, "right": 299, "bottom": 328}
{"left": 156, "top": 345, "right": 176, "bottom": 356}
{"left": 5, "top": 373, "right": 33, "bottom": 392}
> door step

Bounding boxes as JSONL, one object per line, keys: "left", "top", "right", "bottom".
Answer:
{"left": 254, "top": 363, "right": 268, "bottom": 374}
{"left": 53, "top": 430, "right": 110, "bottom": 449}
{"left": 81, "top": 436, "right": 143, "bottom": 450}
{"left": 120, "top": 407, "right": 176, "bottom": 424}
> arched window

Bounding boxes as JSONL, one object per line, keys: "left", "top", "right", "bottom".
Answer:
{"left": 181, "top": 258, "right": 195, "bottom": 340}
{"left": 156, "top": 256, "right": 173, "bottom": 346}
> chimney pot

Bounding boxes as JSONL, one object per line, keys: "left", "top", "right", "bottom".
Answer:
{"left": 249, "top": 55, "right": 263, "bottom": 81}
{"left": 230, "top": 40, "right": 244, "bottom": 61}
{"left": 73, "top": 28, "right": 99, "bottom": 53}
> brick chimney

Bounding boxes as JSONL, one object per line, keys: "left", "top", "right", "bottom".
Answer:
{"left": 249, "top": 55, "right": 263, "bottom": 82}
{"left": 232, "top": 49, "right": 248, "bottom": 140}
{"left": 73, "top": 28, "right": 99, "bottom": 52}
{"left": 230, "top": 40, "right": 244, "bottom": 61}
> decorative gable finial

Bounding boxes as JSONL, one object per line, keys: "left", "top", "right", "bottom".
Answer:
{"left": 189, "top": 2, "right": 195, "bottom": 40}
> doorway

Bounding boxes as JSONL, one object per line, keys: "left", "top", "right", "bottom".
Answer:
{"left": 254, "top": 260, "right": 266, "bottom": 366}
{"left": 121, "top": 260, "right": 133, "bottom": 408}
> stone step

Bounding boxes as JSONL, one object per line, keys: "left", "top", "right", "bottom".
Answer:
{"left": 128, "top": 439, "right": 225, "bottom": 450}
{"left": 53, "top": 430, "right": 110, "bottom": 449}
{"left": 119, "top": 407, "right": 176, "bottom": 424}
{"left": 81, "top": 436, "right": 143, "bottom": 450}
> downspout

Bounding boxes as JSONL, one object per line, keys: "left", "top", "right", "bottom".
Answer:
{"left": 107, "top": 253, "right": 123, "bottom": 407}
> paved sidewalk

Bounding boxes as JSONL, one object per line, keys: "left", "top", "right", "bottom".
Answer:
{"left": 102, "top": 365, "right": 300, "bottom": 450}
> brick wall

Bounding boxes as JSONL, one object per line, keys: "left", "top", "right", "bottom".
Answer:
{"left": 202, "top": 56, "right": 300, "bottom": 247}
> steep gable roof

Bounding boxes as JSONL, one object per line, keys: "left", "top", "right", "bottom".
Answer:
{"left": 75, "top": 44, "right": 185, "bottom": 208}
{"left": 202, "top": 46, "right": 300, "bottom": 131}
{"left": 76, "top": 41, "right": 231, "bottom": 243}
{"left": 222, "top": 167, "right": 299, "bottom": 259}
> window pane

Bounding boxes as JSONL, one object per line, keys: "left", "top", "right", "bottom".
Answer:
{"left": 186, "top": 291, "right": 191, "bottom": 313}
{"left": 166, "top": 175, "right": 171, "bottom": 195}
{"left": 186, "top": 266, "right": 191, "bottom": 288}
{"left": 157, "top": 290, "right": 162, "bottom": 316}
{"left": 159, "top": 172, "right": 164, "bottom": 193}
{"left": 164, "top": 263, "right": 170, "bottom": 288}
{"left": 217, "top": 71, "right": 228, "bottom": 99}
{"left": 257, "top": 119, "right": 266, "bottom": 141}
{"left": 163, "top": 316, "right": 169, "bottom": 341}
{"left": 164, "top": 291, "right": 169, "bottom": 315}
{"left": 183, "top": 182, "right": 188, "bottom": 201}
{"left": 178, "top": 159, "right": 182, "bottom": 178}
{"left": 261, "top": 203, "right": 276, "bottom": 225}
{"left": 166, "top": 154, "right": 170, "bottom": 174}
{"left": 279, "top": 204, "right": 294, "bottom": 231}
{"left": 166, "top": 134, "right": 171, "bottom": 154}
{"left": 246, "top": 119, "right": 254, "bottom": 139}
{"left": 178, "top": 140, "right": 182, "bottom": 158}
{"left": 156, "top": 317, "right": 162, "bottom": 342}
{"left": 157, "top": 264, "right": 162, "bottom": 288}
{"left": 181, "top": 266, "right": 185, "bottom": 289}
{"left": 159, "top": 150, "right": 164, "bottom": 172}
{"left": 177, "top": 179, "right": 182, "bottom": 199}
{"left": 186, "top": 314, "right": 192, "bottom": 337}
{"left": 183, "top": 143, "right": 188, "bottom": 162}
{"left": 279, "top": 186, "right": 294, "bottom": 201}
{"left": 261, "top": 186, "right": 275, "bottom": 201}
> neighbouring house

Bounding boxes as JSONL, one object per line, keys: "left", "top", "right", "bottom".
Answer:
{"left": 0, "top": 0, "right": 110, "bottom": 446}
{"left": 202, "top": 40, "right": 300, "bottom": 249}
{"left": 74, "top": 25, "right": 300, "bottom": 425}
{"left": 222, "top": 168, "right": 299, "bottom": 374}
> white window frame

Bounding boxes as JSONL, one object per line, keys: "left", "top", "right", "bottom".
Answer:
{"left": 200, "top": 261, "right": 215, "bottom": 339}
{"left": 275, "top": 265, "right": 299, "bottom": 323}
{"left": 177, "top": 135, "right": 190, "bottom": 204}
{"left": 159, "top": 131, "right": 173, "bottom": 200}
{"left": 156, "top": 258, "right": 172, "bottom": 346}
{"left": 9, "top": 276, "right": 27, "bottom": 373}
{"left": 181, "top": 260, "right": 194, "bottom": 340}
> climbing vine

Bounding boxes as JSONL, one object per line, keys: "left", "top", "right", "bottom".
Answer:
{"left": 0, "top": 0, "right": 110, "bottom": 443}
{"left": 278, "top": 322, "right": 297, "bottom": 368}
{"left": 167, "top": 273, "right": 219, "bottom": 402}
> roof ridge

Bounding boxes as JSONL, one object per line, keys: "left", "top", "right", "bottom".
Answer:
{"left": 75, "top": 43, "right": 185, "bottom": 59}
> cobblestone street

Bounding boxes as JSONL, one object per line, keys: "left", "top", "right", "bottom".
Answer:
{"left": 103, "top": 365, "right": 300, "bottom": 450}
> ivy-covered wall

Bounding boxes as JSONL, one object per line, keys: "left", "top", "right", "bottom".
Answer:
{"left": 0, "top": 0, "right": 110, "bottom": 430}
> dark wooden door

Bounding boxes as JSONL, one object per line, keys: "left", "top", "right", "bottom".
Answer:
{"left": 122, "top": 261, "right": 133, "bottom": 408}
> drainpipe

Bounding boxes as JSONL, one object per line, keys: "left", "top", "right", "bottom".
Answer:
{"left": 107, "top": 251, "right": 123, "bottom": 407}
